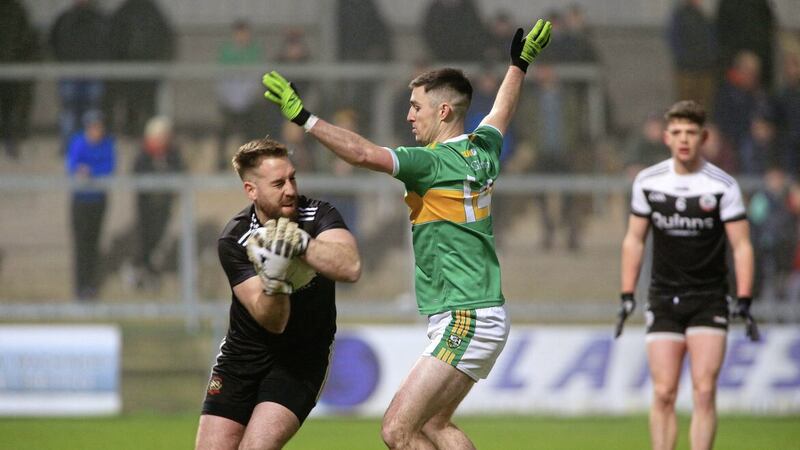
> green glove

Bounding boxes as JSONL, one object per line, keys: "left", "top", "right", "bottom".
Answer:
{"left": 510, "top": 19, "right": 552, "bottom": 72}
{"left": 262, "top": 71, "right": 312, "bottom": 126}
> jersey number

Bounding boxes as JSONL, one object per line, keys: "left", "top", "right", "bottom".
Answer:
{"left": 463, "top": 176, "right": 492, "bottom": 223}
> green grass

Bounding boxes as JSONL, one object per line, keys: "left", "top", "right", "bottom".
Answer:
{"left": 0, "top": 414, "right": 798, "bottom": 450}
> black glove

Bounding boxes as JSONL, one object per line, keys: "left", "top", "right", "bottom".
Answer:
{"left": 614, "top": 293, "right": 636, "bottom": 338}
{"left": 732, "top": 296, "right": 760, "bottom": 342}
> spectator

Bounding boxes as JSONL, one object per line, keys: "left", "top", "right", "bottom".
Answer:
{"left": 275, "top": 27, "right": 313, "bottom": 95}
{"left": 320, "top": 108, "right": 362, "bottom": 239}
{"left": 107, "top": 0, "right": 175, "bottom": 137}
{"left": 482, "top": 11, "right": 516, "bottom": 62}
{"left": 561, "top": 3, "right": 599, "bottom": 63}
{"left": 131, "top": 116, "right": 184, "bottom": 292}
{"left": 335, "top": 0, "right": 393, "bottom": 133}
{"left": 774, "top": 52, "right": 800, "bottom": 175}
{"left": 215, "top": 20, "right": 265, "bottom": 170}
{"left": 65, "top": 110, "right": 116, "bottom": 301}
{"left": 422, "top": 0, "right": 487, "bottom": 62}
{"left": 466, "top": 67, "right": 517, "bottom": 165}
{"left": 49, "top": 0, "right": 110, "bottom": 149}
{"left": 713, "top": 50, "right": 769, "bottom": 173}
{"left": 717, "top": 0, "right": 775, "bottom": 89}
{"left": 748, "top": 166, "right": 797, "bottom": 302}
{"left": 667, "top": 0, "right": 717, "bottom": 111}
{"left": 622, "top": 111, "right": 668, "bottom": 179}
{"left": 336, "top": 0, "right": 392, "bottom": 62}
{"left": 530, "top": 64, "right": 583, "bottom": 251}
{"left": 0, "top": 0, "right": 37, "bottom": 160}
{"left": 739, "top": 107, "right": 777, "bottom": 176}
{"left": 279, "top": 121, "right": 315, "bottom": 173}
{"left": 701, "top": 123, "right": 738, "bottom": 174}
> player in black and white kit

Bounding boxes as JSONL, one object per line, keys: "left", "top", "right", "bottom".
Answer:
{"left": 618, "top": 101, "right": 754, "bottom": 450}
{"left": 195, "top": 138, "right": 361, "bottom": 450}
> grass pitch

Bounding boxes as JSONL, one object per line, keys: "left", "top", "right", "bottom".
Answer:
{"left": 0, "top": 414, "right": 798, "bottom": 449}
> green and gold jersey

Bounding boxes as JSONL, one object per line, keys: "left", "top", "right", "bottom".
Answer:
{"left": 388, "top": 123, "right": 505, "bottom": 315}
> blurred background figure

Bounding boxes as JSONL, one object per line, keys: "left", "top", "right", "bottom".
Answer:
{"left": 622, "top": 111, "right": 667, "bottom": 179}
{"left": 0, "top": 0, "right": 38, "bottom": 161}
{"left": 322, "top": 108, "right": 362, "bottom": 239}
{"left": 336, "top": 0, "right": 392, "bottom": 62}
{"left": 422, "top": 0, "right": 487, "bottom": 63}
{"left": 717, "top": 0, "right": 776, "bottom": 89}
{"left": 748, "top": 166, "right": 798, "bottom": 303}
{"left": 561, "top": 3, "right": 599, "bottom": 64}
{"left": 713, "top": 50, "right": 769, "bottom": 173}
{"left": 214, "top": 20, "right": 264, "bottom": 171}
{"left": 667, "top": 0, "right": 717, "bottom": 111}
{"left": 65, "top": 110, "right": 116, "bottom": 301}
{"left": 466, "top": 67, "right": 517, "bottom": 165}
{"left": 49, "top": 0, "right": 110, "bottom": 151}
{"left": 107, "top": 0, "right": 175, "bottom": 137}
{"left": 280, "top": 121, "right": 315, "bottom": 173}
{"left": 130, "top": 116, "right": 185, "bottom": 293}
{"left": 739, "top": 105, "right": 777, "bottom": 176}
{"left": 482, "top": 10, "right": 516, "bottom": 62}
{"left": 774, "top": 51, "right": 800, "bottom": 175}
{"left": 530, "top": 63, "right": 583, "bottom": 252}
{"left": 335, "top": 0, "right": 393, "bottom": 133}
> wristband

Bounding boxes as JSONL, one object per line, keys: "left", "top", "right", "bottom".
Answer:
{"left": 291, "top": 109, "right": 311, "bottom": 127}
{"left": 303, "top": 114, "right": 319, "bottom": 132}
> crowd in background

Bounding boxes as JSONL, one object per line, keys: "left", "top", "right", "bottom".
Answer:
{"left": 1, "top": 0, "right": 800, "bottom": 307}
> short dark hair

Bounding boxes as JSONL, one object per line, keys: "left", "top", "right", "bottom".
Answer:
{"left": 664, "top": 100, "right": 706, "bottom": 126}
{"left": 409, "top": 68, "right": 473, "bottom": 117}
{"left": 232, "top": 137, "right": 289, "bottom": 180}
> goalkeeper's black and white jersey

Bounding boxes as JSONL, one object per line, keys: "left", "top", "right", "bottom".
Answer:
{"left": 216, "top": 196, "right": 348, "bottom": 360}
{"left": 631, "top": 159, "right": 747, "bottom": 296}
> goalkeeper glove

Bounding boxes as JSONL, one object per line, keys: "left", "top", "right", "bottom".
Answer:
{"left": 285, "top": 221, "right": 311, "bottom": 256}
{"left": 262, "top": 71, "right": 312, "bottom": 127}
{"left": 510, "top": 19, "right": 553, "bottom": 72}
{"left": 614, "top": 292, "right": 636, "bottom": 338}
{"left": 732, "top": 296, "right": 760, "bottom": 342}
{"left": 246, "top": 218, "right": 303, "bottom": 295}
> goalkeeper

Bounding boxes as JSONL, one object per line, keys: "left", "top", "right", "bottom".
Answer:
{"left": 195, "top": 138, "right": 360, "bottom": 450}
{"left": 263, "top": 19, "right": 551, "bottom": 449}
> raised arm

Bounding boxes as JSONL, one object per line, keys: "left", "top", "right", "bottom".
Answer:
{"left": 262, "top": 71, "right": 394, "bottom": 174}
{"left": 481, "top": 19, "right": 552, "bottom": 135}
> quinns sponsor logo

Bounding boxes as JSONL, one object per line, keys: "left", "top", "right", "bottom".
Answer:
{"left": 207, "top": 375, "right": 223, "bottom": 395}
{"left": 652, "top": 211, "right": 714, "bottom": 236}
{"left": 648, "top": 192, "right": 667, "bottom": 203}
{"left": 699, "top": 194, "right": 718, "bottom": 212}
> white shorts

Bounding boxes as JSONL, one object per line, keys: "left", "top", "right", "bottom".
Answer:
{"left": 422, "top": 305, "right": 510, "bottom": 381}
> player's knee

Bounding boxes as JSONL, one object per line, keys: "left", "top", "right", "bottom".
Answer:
{"left": 692, "top": 384, "right": 717, "bottom": 409}
{"left": 381, "top": 416, "right": 413, "bottom": 449}
{"left": 653, "top": 384, "right": 678, "bottom": 407}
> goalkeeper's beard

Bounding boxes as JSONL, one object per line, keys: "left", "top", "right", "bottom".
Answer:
{"left": 255, "top": 200, "right": 298, "bottom": 223}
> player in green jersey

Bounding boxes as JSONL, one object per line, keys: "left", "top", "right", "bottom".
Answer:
{"left": 262, "top": 18, "right": 551, "bottom": 450}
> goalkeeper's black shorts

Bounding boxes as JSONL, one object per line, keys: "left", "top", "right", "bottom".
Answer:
{"left": 201, "top": 345, "right": 331, "bottom": 426}
{"left": 645, "top": 292, "right": 729, "bottom": 338}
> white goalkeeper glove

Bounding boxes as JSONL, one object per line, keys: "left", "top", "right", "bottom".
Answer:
{"left": 246, "top": 217, "right": 304, "bottom": 295}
